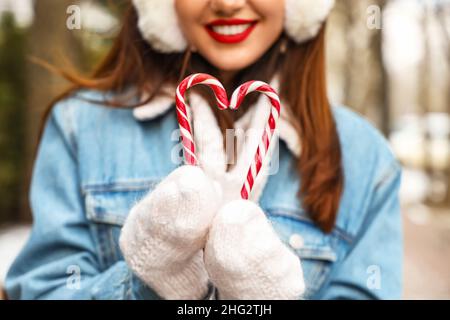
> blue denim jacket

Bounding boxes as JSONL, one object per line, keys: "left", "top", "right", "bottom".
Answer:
{"left": 5, "top": 90, "right": 403, "bottom": 300}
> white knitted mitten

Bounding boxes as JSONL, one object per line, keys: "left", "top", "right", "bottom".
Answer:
{"left": 119, "top": 165, "right": 221, "bottom": 299}
{"left": 204, "top": 199, "right": 305, "bottom": 300}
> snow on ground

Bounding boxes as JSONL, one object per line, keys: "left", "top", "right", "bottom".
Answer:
{"left": 0, "top": 225, "right": 30, "bottom": 291}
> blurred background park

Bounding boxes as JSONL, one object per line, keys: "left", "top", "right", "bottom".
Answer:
{"left": 0, "top": 0, "right": 449, "bottom": 299}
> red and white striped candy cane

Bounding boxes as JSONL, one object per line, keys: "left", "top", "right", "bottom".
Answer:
{"left": 175, "top": 73, "right": 281, "bottom": 200}
{"left": 175, "top": 73, "right": 229, "bottom": 165}
{"left": 229, "top": 81, "right": 281, "bottom": 200}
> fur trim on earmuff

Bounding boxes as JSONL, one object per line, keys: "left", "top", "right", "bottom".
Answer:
{"left": 284, "top": 0, "right": 335, "bottom": 43}
{"left": 132, "top": 0, "right": 187, "bottom": 53}
{"left": 132, "top": 0, "right": 335, "bottom": 53}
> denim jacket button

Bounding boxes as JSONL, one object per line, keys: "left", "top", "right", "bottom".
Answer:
{"left": 289, "top": 234, "right": 304, "bottom": 249}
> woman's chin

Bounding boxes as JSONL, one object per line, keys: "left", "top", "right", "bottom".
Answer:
{"left": 203, "top": 52, "right": 262, "bottom": 74}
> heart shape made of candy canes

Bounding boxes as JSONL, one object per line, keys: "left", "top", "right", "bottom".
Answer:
{"left": 175, "top": 73, "right": 281, "bottom": 200}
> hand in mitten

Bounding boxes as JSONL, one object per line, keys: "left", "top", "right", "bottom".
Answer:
{"left": 204, "top": 200, "right": 305, "bottom": 300}
{"left": 119, "top": 165, "right": 221, "bottom": 300}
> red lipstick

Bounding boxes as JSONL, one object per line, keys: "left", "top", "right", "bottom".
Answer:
{"left": 205, "top": 19, "right": 258, "bottom": 44}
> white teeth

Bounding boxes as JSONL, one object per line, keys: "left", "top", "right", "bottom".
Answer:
{"left": 211, "top": 24, "right": 251, "bottom": 36}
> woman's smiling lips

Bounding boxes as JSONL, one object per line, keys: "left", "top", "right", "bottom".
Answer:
{"left": 205, "top": 19, "right": 258, "bottom": 44}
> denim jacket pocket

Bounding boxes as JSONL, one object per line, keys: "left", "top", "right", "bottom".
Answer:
{"left": 265, "top": 209, "right": 338, "bottom": 299}
{"left": 83, "top": 179, "right": 161, "bottom": 269}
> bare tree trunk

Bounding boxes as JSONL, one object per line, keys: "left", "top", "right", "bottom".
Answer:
{"left": 20, "top": 0, "right": 82, "bottom": 222}
{"left": 342, "top": 0, "right": 389, "bottom": 134}
{"left": 373, "top": 0, "right": 389, "bottom": 136}
{"left": 378, "top": 36, "right": 390, "bottom": 137}
{"left": 435, "top": 3, "right": 450, "bottom": 206}
{"left": 420, "top": 4, "right": 434, "bottom": 203}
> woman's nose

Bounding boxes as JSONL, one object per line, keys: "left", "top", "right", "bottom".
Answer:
{"left": 210, "top": 0, "right": 247, "bottom": 16}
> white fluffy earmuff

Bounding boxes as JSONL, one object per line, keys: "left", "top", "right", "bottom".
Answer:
{"left": 132, "top": 0, "right": 335, "bottom": 53}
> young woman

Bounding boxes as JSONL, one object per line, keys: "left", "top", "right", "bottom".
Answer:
{"left": 6, "top": 0, "right": 403, "bottom": 300}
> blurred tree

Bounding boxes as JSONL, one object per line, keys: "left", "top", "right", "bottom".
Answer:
{"left": 75, "top": 0, "right": 123, "bottom": 70}
{"left": 0, "top": 12, "right": 26, "bottom": 225}
{"left": 421, "top": 3, "right": 433, "bottom": 188}
{"left": 339, "top": 0, "right": 389, "bottom": 135}
{"left": 435, "top": 3, "right": 450, "bottom": 204}
{"left": 97, "top": 0, "right": 129, "bottom": 16}
{"left": 20, "top": 0, "right": 84, "bottom": 222}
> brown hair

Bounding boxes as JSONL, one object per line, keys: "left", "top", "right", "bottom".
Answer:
{"left": 43, "top": 5, "right": 343, "bottom": 233}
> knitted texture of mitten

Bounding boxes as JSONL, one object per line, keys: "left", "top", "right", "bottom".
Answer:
{"left": 204, "top": 199, "right": 305, "bottom": 300}
{"left": 119, "top": 165, "right": 221, "bottom": 299}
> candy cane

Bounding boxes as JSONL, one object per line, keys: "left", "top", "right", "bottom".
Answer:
{"left": 175, "top": 73, "right": 281, "bottom": 200}
{"left": 175, "top": 73, "right": 228, "bottom": 166}
{"left": 229, "top": 81, "right": 281, "bottom": 200}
